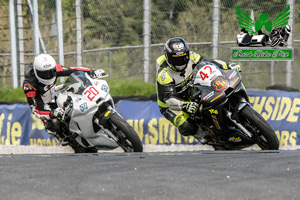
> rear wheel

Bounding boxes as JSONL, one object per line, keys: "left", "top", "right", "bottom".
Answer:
{"left": 108, "top": 113, "right": 143, "bottom": 152}
{"left": 239, "top": 106, "right": 279, "bottom": 150}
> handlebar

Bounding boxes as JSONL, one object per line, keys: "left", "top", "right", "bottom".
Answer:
{"left": 61, "top": 96, "right": 73, "bottom": 121}
{"left": 96, "top": 75, "right": 109, "bottom": 79}
{"left": 190, "top": 90, "right": 201, "bottom": 101}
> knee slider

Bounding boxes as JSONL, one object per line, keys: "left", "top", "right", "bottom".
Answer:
{"left": 174, "top": 112, "right": 197, "bottom": 136}
{"left": 178, "top": 119, "right": 197, "bottom": 136}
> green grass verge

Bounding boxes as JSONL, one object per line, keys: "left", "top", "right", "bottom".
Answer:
{"left": 107, "top": 79, "right": 156, "bottom": 96}
{"left": 0, "top": 80, "right": 156, "bottom": 103}
{"left": 0, "top": 87, "right": 27, "bottom": 103}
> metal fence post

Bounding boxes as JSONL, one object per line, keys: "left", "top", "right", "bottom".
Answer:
{"left": 17, "top": 0, "right": 25, "bottom": 85}
{"left": 143, "top": 0, "right": 151, "bottom": 83}
{"left": 9, "top": 0, "right": 18, "bottom": 88}
{"left": 26, "top": 0, "right": 47, "bottom": 54}
{"left": 212, "top": 0, "right": 220, "bottom": 59}
{"left": 32, "top": 0, "right": 39, "bottom": 56}
{"left": 286, "top": 0, "right": 294, "bottom": 87}
{"left": 76, "top": 0, "right": 83, "bottom": 67}
{"left": 270, "top": 61, "right": 275, "bottom": 85}
{"left": 107, "top": 51, "right": 112, "bottom": 80}
{"left": 56, "top": 0, "right": 64, "bottom": 82}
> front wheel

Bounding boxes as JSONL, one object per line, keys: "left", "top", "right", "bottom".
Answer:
{"left": 239, "top": 106, "right": 279, "bottom": 150}
{"left": 108, "top": 113, "right": 143, "bottom": 152}
{"left": 270, "top": 37, "right": 280, "bottom": 47}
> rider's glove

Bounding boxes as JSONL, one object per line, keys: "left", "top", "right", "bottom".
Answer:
{"left": 228, "top": 63, "right": 241, "bottom": 72}
{"left": 92, "top": 69, "right": 106, "bottom": 79}
{"left": 52, "top": 108, "right": 64, "bottom": 118}
{"left": 182, "top": 101, "right": 199, "bottom": 114}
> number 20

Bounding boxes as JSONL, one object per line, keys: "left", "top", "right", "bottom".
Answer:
{"left": 84, "top": 86, "right": 99, "bottom": 101}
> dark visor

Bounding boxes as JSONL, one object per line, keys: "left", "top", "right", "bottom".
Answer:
{"left": 169, "top": 53, "right": 188, "bottom": 66}
{"left": 36, "top": 68, "right": 56, "bottom": 80}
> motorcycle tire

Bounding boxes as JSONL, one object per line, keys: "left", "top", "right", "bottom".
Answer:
{"left": 270, "top": 37, "right": 280, "bottom": 47}
{"left": 261, "top": 37, "right": 267, "bottom": 46}
{"left": 239, "top": 105, "right": 279, "bottom": 150}
{"left": 108, "top": 113, "right": 143, "bottom": 152}
{"left": 71, "top": 144, "right": 98, "bottom": 153}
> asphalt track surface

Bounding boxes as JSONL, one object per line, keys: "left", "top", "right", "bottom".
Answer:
{"left": 1, "top": 150, "right": 300, "bottom": 200}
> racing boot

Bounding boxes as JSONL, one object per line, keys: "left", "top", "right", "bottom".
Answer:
{"left": 193, "top": 126, "right": 210, "bottom": 145}
{"left": 56, "top": 136, "right": 70, "bottom": 146}
{"left": 45, "top": 119, "right": 61, "bottom": 132}
{"left": 46, "top": 130, "right": 69, "bottom": 146}
{"left": 45, "top": 120, "right": 59, "bottom": 138}
{"left": 45, "top": 119, "right": 69, "bottom": 146}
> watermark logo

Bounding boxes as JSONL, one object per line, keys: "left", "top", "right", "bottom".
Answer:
{"left": 232, "top": 48, "right": 293, "bottom": 61}
{"left": 232, "top": 5, "right": 293, "bottom": 61}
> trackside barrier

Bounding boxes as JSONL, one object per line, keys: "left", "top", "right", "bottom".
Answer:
{"left": 0, "top": 90, "right": 299, "bottom": 148}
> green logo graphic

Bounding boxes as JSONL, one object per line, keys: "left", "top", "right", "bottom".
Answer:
{"left": 233, "top": 6, "right": 293, "bottom": 61}
{"left": 236, "top": 5, "right": 290, "bottom": 34}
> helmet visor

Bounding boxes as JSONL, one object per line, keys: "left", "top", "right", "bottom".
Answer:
{"left": 168, "top": 53, "right": 189, "bottom": 68}
{"left": 36, "top": 68, "right": 56, "bottom": 80}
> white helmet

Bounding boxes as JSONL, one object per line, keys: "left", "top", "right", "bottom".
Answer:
{"left": 285, "top": 25, "right": 291, "bottom": 32}
{"left": 33, "top": 54, "right": 57, "bottom": 85}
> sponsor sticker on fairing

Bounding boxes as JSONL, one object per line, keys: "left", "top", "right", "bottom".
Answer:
{"left": 79, "top": 102, "right": 88, "bottom": 112}
{"left": 203, "top": 91, "right": 214, "bottom": 100}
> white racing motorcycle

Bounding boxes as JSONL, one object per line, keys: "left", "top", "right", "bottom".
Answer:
{"left": 53, "top": 71, "right": 143, "bottom": 153}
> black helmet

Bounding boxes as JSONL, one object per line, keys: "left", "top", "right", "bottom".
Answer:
{"left": 164, "top": 37, "right": 190, "bottom": 72}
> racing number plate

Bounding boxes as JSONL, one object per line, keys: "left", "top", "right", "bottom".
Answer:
{"left": 194, "top": 64, "right": 222, "bottom": 86}
{"left": 213, "top": 77, "right": 228, "bottom": 91}
{"left": 83, "top": 86, "right": 99, "bottom": 101}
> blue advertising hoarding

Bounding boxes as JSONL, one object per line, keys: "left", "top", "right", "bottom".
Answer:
{"left": 0, "top": 104, "right": 58, "bottom": 146}
{"left": 0, "top": 90, "right": 299, "bottom": 148}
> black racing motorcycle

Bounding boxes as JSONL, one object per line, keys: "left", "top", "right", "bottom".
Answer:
{"left": 189, "top": 62, "right": 279, "bottom": 150}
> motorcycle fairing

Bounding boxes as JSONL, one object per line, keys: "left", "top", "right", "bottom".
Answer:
{"left": 202, "top": 102, "right": 229, "bottom": 131}
{"left": 212, "top": 77, "right": 228, "bottom": 91}
{"left": 212, "top": 127, "right": 254, "bottom": 145}
{"left": 202, "top": 103, "right": 255, "bottom": 146}
{"left": 194, "top": 63, "right": 223, "bottom": 86}
{"left": 194, "top": 67, "right": 242, "bottom": 107}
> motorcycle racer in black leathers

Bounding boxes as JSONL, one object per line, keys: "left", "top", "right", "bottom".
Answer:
{"left": 156, "top": 37, "right": 240, "bottom": 144}
{"left": 269, "top": 25, "right": 291, "bottom": 47}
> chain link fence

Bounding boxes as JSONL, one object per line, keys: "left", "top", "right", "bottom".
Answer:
{"left": 0, "top": 2, "right": 11, "bottom": 88}
{"left": 0, "top": 0, "right": 299, "bottom": 90}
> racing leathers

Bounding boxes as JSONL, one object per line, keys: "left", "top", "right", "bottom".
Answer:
{"left": 23, "top": 64, "right": 95, "bottom": 124}
{"left": 156, "top": 51, "right": 231, "bottom": 137}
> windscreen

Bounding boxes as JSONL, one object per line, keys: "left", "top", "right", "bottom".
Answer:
{"left": 61, "top": 71, "right": 92, "bottom": 95}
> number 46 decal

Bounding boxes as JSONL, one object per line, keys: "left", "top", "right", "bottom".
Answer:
{"left": 84, "top": 86, "right": 99, "bottom": 101}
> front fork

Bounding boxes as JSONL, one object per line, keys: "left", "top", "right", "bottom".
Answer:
{"left": 95, "top": 102, "right": 120, "bottom": 142}
{"left": 224, "top": 101, "right": 253, "bottom": 138}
